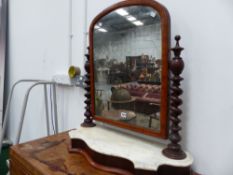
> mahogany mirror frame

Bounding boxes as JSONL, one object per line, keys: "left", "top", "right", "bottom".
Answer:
{"left": 89, "top": 0, "right": 170, "bottom": 139}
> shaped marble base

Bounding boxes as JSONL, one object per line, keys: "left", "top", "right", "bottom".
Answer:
{"left": 69, "top": 125, "right": 193, "bottom": 175}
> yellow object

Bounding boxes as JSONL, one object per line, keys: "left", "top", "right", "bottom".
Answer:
{"left": 68, "top": 66, "right": 81, "bottom": 78}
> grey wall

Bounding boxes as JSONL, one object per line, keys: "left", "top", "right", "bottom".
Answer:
{"left": 94, "top": 23, "right": 161, "bottom": 62}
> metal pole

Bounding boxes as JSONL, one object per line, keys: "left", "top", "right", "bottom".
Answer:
{"left": 44, "top": 85, "right": 50, "bottom": 136}
{"left": 0, "top": 79, "right": 45, "bottom": 152}
{"left": 16, "top": 81, "right": 55, "bottom": 144}
{"left": 52, "top": 84, "right": 59, "bottom": 134}
{"left": 1, "top": 78, "right": 85, "bottom": 148}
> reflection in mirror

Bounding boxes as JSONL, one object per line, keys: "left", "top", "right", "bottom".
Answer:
{"left": 94, "top": 6, "right": 162, "bottom": 131}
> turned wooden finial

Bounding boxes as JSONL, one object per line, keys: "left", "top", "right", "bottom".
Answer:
{"left": 81, "top": 47, "right": 96, "bottom": 127}
{"left": 162, "top": 35, "right": 186, "bottom": 160}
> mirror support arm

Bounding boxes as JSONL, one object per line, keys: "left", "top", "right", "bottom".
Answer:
{"left": 81, "top": 47, "right": 96, "bottom": 127}
{"left": 162, "top": 35, "right": 187, "bottom": 160}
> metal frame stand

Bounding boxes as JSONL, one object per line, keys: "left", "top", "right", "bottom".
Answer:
{"left": 0, "top": 79, "right": 59, "bottom": 153}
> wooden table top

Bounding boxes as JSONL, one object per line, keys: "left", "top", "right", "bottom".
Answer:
{"left": 10, "top": 132, "right": 114, "bottom": 175}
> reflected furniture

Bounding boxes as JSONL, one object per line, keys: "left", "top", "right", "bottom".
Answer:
{"left": 112, "top": 83, "right": 161, "bottom": 114}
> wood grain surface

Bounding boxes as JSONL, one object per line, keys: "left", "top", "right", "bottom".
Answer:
{"left": 10, "top": 132, "right": 113, "bottom": 175}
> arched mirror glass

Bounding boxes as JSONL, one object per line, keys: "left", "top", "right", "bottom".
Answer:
{"left": 90, "top": 1, "right": 170, "bottom": 138}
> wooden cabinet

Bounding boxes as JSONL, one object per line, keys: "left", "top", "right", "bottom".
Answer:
{"left": 10, "top": 132, "right": 114, "bottom": 175}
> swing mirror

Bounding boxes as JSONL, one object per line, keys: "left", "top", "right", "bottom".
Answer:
{"left": 89, "top": 0, "right": 170, "bottom": 138}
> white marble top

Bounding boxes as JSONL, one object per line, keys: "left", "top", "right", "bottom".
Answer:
{"left": 69, "top": 126, "right": 193, "bottom": 171}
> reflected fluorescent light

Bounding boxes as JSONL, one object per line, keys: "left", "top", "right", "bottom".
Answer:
{"left": 150, "top": 11, "right": 157, "bottom": 18}
{"left": 126, "top": 15, "right": 136, "bottom": 21}
{"left": 116, "top": 9, "right": 128, "bottom": 16}
{"left": 94, "top": 25, "right": 100, "bottom": 29}
{"left": 98, "top": 28, "right": 108, "bottom": 32}
{"left": 133, "top": 21, "right": 144, "bottom": 26}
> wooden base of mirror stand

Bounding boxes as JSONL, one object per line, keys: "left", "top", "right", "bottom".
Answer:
{"left": 69, "top": 126, "right": 193, "bottom": 175}
{"left": 81, "top": 118, "right": 96, "bottom": 127}
{"left": 69, "top": 141, "right": 192, "bottom": 175}
{"left": 9, "top": 131, "right": 198, "bottom": 175}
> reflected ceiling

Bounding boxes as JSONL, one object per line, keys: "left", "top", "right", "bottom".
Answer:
{"left": 95, "top": 6, "right": 160, "bottom": 32}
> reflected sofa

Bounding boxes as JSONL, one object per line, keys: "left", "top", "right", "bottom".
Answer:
{"left": 113, "top": 82, "right": 161, "bottom": 114}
